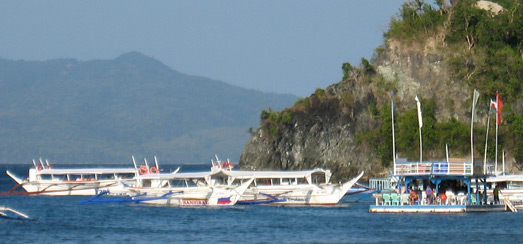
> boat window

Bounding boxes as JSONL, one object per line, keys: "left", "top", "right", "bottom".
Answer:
{"left": 311, "top": 173, "right": 326, "bottom": 184}
{"left": 231, "top": 179, "right": 242, "bottom": 186}
{"left": 51, "top": 174, "right": 66, "bottom": 181}
{"left": 39, "top": 174, "right": 52, "bottom": 180}
{"left": 256, "top": 179, "right": 272, "bottom": 186}
{"left": 194, "top": 179, "right": 207, "bottom": 187}
{"left": 69, "top": 174, "right": 83, "bottom": 181}
{"left": 282, "top": 178, "right": 295, "bottom": 185}
{"left": 271, "top": 178, "right": 280, "bottom": 185}
{"left": 169, "top": 179, "right": 187, "bottom": 188}
{"left": 84, "top": 174, "right": 96, "bottom": 181}
{"left": 116, "top": 173, "right": 134, "bottom": 179}
{"left": 187, "top": 179, "right": 198, "bottom": 187}
{"left": 297, "top": 178, "right": 308, "bottom": 185}
{"left": 508, "top": 181, "right": 523, "bottom": 189}
{"left": 98, "top": 174, "right": 115, "bottom": 180}
{"left": 212, "top": 177, "right": 226, "bottom": 185}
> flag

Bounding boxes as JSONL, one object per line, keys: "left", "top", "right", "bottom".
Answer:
{"left": 490, "top": 99, "right": 498, "bottom": 113}
{"left": 217, "top": 197, "right": 232, "bottom": 205}
{"left": 415, "top": 96, "right": 423, "bottom": 128}
{"left": 472, "top": 89, "right": 480, "bottom": 122}
{"left": 496, "top": 92, "right": 503, "bottom": 125}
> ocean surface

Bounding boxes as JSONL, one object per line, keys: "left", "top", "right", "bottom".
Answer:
{"left": 1, "top": 163, "right": 523, "bottom": 244}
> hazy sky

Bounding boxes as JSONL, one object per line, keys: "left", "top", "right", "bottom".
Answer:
{"left": 0, "top": 0, "right": 405, "bottom": 97}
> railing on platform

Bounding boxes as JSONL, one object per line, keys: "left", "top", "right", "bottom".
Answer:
{"left": 369, "top": 178, "right": 393, "bottom": 190}
{"left": 393, "top": 160, "right": 473, "bottom": 176}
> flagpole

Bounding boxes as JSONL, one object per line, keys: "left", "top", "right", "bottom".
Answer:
{"left": 419, "top": 124, "right": 422, "bottom": 164}
{"left": 502, "top": 150, "right": 505, "bottom": 175}
{"left": 415, "top": 96, "right": 423, "bottom": 164}
{"left": 483, "top": 110, "right": 490, "bottom": 174}
{"left": 471, "top": 89, "right": 479, "bottom": 174}
{"left": 495, "top": 103, "right": 498, "bottom": 175}
{"left": 391, "top": 92, "right": 396, "bottom": 167}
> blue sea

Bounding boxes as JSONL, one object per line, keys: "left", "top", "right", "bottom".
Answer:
{"left": 1, "top": 163, "right": 523, "bottom": 244}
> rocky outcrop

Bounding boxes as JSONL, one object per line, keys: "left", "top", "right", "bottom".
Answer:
{"left": 239, "top": 31, "right": 516, "bottom": 181}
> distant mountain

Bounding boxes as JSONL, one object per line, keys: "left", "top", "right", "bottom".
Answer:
{"left": 0, "top": 52, "right": 297, "bottom": 164}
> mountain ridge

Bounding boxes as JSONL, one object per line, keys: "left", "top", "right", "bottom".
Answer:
{"left": 0, "top": 52, "right": 297, "bottom": 163}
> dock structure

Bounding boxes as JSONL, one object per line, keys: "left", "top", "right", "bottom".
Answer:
{"left": 370, "top": 204, "right": 507, "bottom": 213}
{"left": 369, "top": 159, "right": 511, "bottom": 213}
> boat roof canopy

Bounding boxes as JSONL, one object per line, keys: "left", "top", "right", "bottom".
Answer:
{"left": 487, "top": 174, "right": 523, "bottom": 182}
{"left": 36, "top": 168, "right": 137, "bottom": 175}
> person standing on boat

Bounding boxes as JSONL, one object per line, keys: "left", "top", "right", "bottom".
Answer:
{"left": 426, "top": 185, "right": 433, "bottom": 205}
{"left": 439, "top": 192, "right": 447, "bottom": 205}
{"left": 493, "top": 185, "right": 500, "bottom": 204}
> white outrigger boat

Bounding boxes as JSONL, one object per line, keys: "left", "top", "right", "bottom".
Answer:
{"left": 210, "top": 157, "right": 364, "bottom": 205}
{"left": 4, "top": 158, "right": 155, "bottom": 196}
{"left": 484, "top": 174, "right": 523, "bottom": 208}
{"left": 93, "top": 170, "right": 254, "bottom": 206}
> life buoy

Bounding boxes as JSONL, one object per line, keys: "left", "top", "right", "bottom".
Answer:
{"left": 149, "top": 166, "right": 159, "bottom": 174}
{"left": 36, "top": 165, "right": 43, "bottom": 171}
{"left": 139, "top": 166, "right": 148, "bottom": 175}
{"left": 46, "top": 165, "right": 52, "bottom": 169}
{"left": 221, "top": 162, "right": 229, "bottom": 169}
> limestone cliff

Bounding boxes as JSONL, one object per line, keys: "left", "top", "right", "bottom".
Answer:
{"left": 240, "top": 35, "right": 469, "bottom": 181}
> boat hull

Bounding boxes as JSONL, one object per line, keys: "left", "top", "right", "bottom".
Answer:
{"left": 16, "top": 180, "right": 135, "bottom": 196}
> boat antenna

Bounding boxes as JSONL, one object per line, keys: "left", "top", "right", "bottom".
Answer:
{"left": 132, "top": 156, "right": 137, "bottom": 169}
{"left": 154, "top": 156, "right": 159, "bottom": 170}
{"left": 32, "top": 159, "right": 38, "bottom": 169}
{"left": 39, "top": 158, "right": 45, "bottom": 169}
{"left": 45, "top": 159, "right": 51, "bottom": 169}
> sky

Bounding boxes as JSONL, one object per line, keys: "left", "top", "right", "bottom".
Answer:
{"left": 0, "top": 0, "right": 406, "bottom": 97}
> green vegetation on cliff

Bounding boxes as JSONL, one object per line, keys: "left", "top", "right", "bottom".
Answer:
{"left": 368, "top": 0, "right": 523, "bottom": 167}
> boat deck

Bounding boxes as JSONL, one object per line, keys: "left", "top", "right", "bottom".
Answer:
{"left": 369, "top": 204, "right": 508, "bottom": 213}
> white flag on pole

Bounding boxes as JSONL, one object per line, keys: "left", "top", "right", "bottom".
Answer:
{"left": 415, "top": 96, "right": 423, "bottom": 128}
{"left": 472, "top": 89, "right": 480, "bottom": 122}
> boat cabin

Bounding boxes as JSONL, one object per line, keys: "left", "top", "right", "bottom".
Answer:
{"left": 222, "top": 168, "right": 332, "bottom": 187}
{"left": 29, "top": 168, "right": 138, "bottom": 182}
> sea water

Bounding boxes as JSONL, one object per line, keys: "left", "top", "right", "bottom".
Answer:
{"left": 1, "top": 164, "right": 522, "bottom": 244}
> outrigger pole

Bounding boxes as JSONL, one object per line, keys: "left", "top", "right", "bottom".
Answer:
{"left": 154, "top": 156, "right": 159, "bottom": 170}
{"left": 132, "top": 156, "right": 138, "bottom": 169}
{"left": 144, "top": 158, "right": 149, "bottom": 169}
{"left": 39, "top": 158, "right": 45, "bottom": 169}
